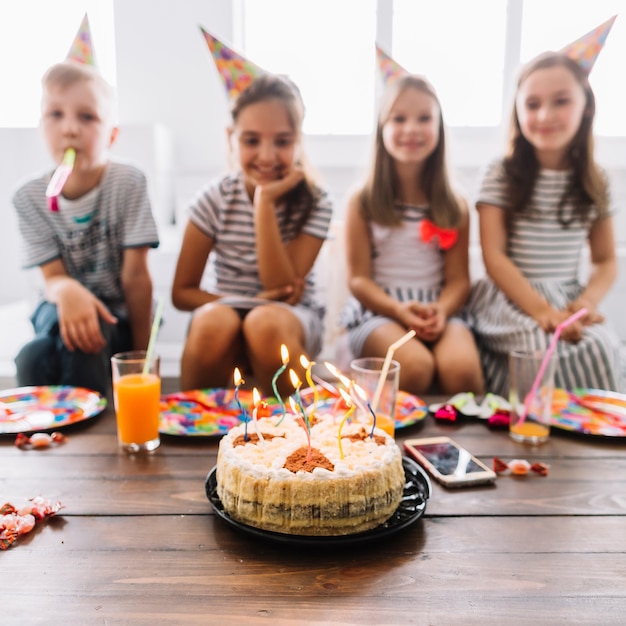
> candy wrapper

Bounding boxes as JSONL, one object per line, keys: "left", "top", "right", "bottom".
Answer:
{"left": 0, "top": 497, "right": 63, "bottom": 550}
{"left": 15, "top": 432, "right": 67, "bottom": 450}
{"left": 431, "top": 392, "right": 511, "bottom": 426}
{"left": 493, "top": 457, "right": 549, "bottom": 477}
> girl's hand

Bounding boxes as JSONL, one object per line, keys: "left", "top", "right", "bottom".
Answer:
{"left": 397, "top": 301, "right": 444, "bottom": 342}
{"left": 257, "top": 279, "right": 302, "bottom": 304}
{"left": 418, "top": 302, "right": 447, "bottom": 342}
{"left": 566, "top": 298, "right": 604, "bottom": 326}
{"left": 408, "top": 302, "right": 446, "bottom": 342}
{"left": 253, "top": 167, "right": 305, "bottom": 207}
{"left": 56, "top": 283, "right": 117, "bottom": 353}
{"left": 534, "top": 305, "right": 583, "bottom": 343}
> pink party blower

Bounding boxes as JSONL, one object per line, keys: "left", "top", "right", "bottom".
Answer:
{"left": 46, "top": 148, "right": 76, "bottom": 212}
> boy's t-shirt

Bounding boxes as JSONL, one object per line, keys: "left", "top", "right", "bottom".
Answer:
{"left": 13, "top": 160, "right": 159, "bottom": 317}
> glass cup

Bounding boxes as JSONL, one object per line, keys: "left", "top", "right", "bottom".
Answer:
{"left": 350, "top": 357, "right": 400, "bottom": 437}
{"left": 111, "top": 351, "right": 161, "bottom": 453}
{"left": 508, "top": 350, "right": 556, "bottom": 445}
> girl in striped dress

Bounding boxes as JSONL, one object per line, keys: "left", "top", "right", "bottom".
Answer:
{"left": 469, "top": 51, "right": 622, "bottom": 395}
{"left": 172, "top": 74, "right": 332, "bottom": 395}
{"left": 340, "top": 74, "right": 484, "bottom": 396}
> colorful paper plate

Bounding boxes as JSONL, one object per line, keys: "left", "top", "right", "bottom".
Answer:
{"left": 551, "top": 388, "right": 626, "bottom": 437}
{"left": 160, "top": 386, "right": 428, "bottom": 437}
{"left": 0, "top": 385, "right": 107, "bottom": 434}
{"left": 159, "top": 389, "right": 283, "bottom": 437}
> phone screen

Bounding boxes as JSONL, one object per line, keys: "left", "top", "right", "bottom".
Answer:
{"left": 414, "top": 442, "right": 485, "bottom": 476}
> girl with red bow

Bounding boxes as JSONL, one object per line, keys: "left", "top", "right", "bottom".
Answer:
{"left": 339, "top": 68, "right": 483, "bottom": 396}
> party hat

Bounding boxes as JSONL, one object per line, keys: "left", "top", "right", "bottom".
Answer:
{"left": 376, "top": 44, "right": 408, "bottom": 85}
{"left": 66, "top": 13, "right": 96, "bottom": 66}
{"left": 200, "top": 27, "right": 264, "bottom": 100}
{"left": 561, "top": 15, "right": 617, "bottom": 73}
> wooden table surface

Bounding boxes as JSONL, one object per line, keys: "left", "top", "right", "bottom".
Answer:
{"left": 2, "top": 379, "right": 626, "bottom": 625}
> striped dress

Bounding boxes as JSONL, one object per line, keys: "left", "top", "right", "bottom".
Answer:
{"left": 188, "top": 171, "right": 333, "bottom": 356}
{"left": 468, "top": 159, "right": 622, "bottom": 395}
{"left": 340, "top": 203, "right": 461, "bottom": 357}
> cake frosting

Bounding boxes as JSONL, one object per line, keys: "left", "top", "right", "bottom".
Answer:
{"left": 216, "top": 413, "right": 405, "bottom": 536}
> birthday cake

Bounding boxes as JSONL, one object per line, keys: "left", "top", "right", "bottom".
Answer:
{"left": 216, "top": 413, "right": 405, "bottom": 536}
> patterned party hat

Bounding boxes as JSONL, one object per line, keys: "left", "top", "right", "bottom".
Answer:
{"left": 561, "top": 15, "right": 617, "bottom": 73}
{"left": 376, "top": 44, "right": 408, "bottom": 85}
{"left": 66, "top": 13, "right": 96, "bottom": 66}
{"left": 200, "top": 27, "right": 264, "bottom": 100}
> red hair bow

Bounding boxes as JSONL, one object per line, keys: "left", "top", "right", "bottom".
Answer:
{"left": 419, "top": 219, "right": 458, "bottom": 250}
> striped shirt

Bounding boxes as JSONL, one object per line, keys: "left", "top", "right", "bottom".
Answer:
{"left": 340, "top": 203, "right": 448, "bottom": 332}
{"left": 13, "top": 161, "right": 159, "bottom": 316}
{"left": 478, "top": 159, "right": 605, "bottom": 282}
{"left": 188, "top": 171, "right": 332, "bottom": 311}
{"left": 370, "top": 203, "right": 444, "bottom": 291}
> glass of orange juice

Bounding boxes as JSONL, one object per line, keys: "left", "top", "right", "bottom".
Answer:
{"left": 350, "top": 357, "right": 400, "bottom": 438}
{"left": 111, "top": 351, "right": 161, "bottom": 453}
{"left": 509, "top": 350, "right": 556, "bottom": 445}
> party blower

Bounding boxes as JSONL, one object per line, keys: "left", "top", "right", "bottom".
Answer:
{"left": 46, "top": 148, "right": 76, "bottom": 212}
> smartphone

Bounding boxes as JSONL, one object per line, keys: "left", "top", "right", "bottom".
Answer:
{"left": 403, "top": 437, "right": 496, "bottom": 488}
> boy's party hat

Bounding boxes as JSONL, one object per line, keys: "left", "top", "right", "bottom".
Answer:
{"left": 376, "top": 44, "right": 408, "bottom": 85}
{"left": 66, "top": 13, "right": 96, "bottom": 66}
{"left": 561, "top": 15, "right": 617, "bottom": 73}
{"left": 200, "top": 27, "right": 264, "bottom": 100}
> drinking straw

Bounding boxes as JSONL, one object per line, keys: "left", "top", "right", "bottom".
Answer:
{"left": 142, "top": 298, "right": 164, "bottom": 375}
{"left": 519, "top": 307, "right": 588, "bottom": 423}
{"left": 371, "top": 330, "right": 416, "bottom": 413}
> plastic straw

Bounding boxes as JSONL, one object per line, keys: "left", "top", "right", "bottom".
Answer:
{"left": 519, "top": 308, "right": 588, "bottom": 422}
{"left": 371, "top": 330, "right": 416, "bottom": 412}
{"left": 142, "top": 298, "right": 164, "bottom": 375}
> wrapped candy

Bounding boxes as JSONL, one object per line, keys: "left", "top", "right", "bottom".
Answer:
{"left": 431, "top": 393, "right": 511, "bottom": 426}
{"left": 493, "top": 457, "right": 549, "bottom": 477}
{"left": 15, "top": 432, "right": 67, "bottom": 450}
{"left": 0, "top": 497, "right": 63, "bottom": 549}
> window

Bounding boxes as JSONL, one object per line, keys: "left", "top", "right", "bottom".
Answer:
{"left": 392, "top": 0, "right": 507, "bottom": 127}
{"left": 521, "top": 0, "right": 625, "bottom": 136}
{"left": 241, "top": 0, "right": 624, "bottom": 137}
{"left": 0, "top": 0, "right": 116, "bottom": 128}
{"left": 240, "top": 0, "right": 377, "bottom": 135}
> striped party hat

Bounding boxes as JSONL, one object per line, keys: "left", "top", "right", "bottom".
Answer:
{"left": 561, "top": 15, "right": 617, "bottom": 74}
{"left": 200, "top": 27, "right": 265, "bottom": 100}
{"left": 66, "top": 13, "right": 96, "bottom": 66}
{"left": 376, "top": 44, "right": 408, "bottom": 85}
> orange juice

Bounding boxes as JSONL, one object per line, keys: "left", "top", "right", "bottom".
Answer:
{"left": 375, "top": 413, "right": 395, "bottom": 438}
{"left": 114, "top": 373, "right": 161, "bottom": 446}
{"left": 510, "top": 420, "right": 549, "bottom": 443}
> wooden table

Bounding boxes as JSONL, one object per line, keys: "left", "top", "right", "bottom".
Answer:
{"left": 3, "top": 380, "right": 626, "bottom": 624}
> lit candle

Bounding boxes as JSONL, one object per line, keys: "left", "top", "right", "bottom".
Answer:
{"left": 233, "top": 367, "right": 250, "bottom": 441}
{"left": 337, "top": 388, "right": 355, "bottom": 460}
{"left": 323, "top": 362, "right": 352, "bottom": 414}
{"left": 289, "top": 396, "right": 312, "bottom": 462}
{"left": 272, "top": 344, "right": 290, "bottom": 425}
{"left": 299, "top": 354, "right": 318, "bottom": 420}
{"left": 251, "top": 387, "right": 265, "bottom": 445}
{"left": 289, "top": 368, "right": 309, "bottom": 431}
{"left": 353, "top": 382, "right": 377, "bottom": 438}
